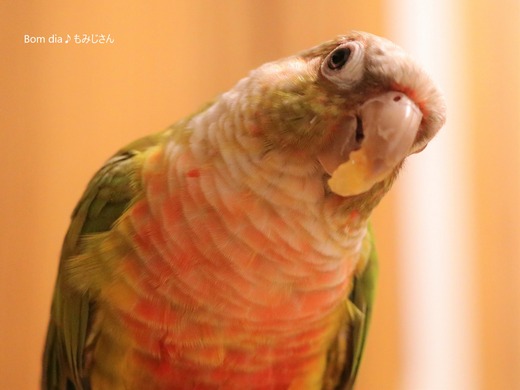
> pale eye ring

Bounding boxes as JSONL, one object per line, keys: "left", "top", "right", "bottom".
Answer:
{"left": 321, "top": 41, "right": 365, "bottom": 88}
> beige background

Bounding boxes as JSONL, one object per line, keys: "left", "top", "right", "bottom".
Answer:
{"left": 1, "top": 1, "right": 519, "bottom": 389}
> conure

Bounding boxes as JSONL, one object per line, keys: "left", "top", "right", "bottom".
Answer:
{"left": 42, "top": 31, "right": 446, "bottom": 389}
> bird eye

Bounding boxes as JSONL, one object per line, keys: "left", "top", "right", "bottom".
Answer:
{"left": 321, "top": 41, "right": 365, "bottom": 88}
{"left": 327, "top": 47, "right": 351, "bottom": 70}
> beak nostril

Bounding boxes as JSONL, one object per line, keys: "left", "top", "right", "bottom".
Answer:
{"left": 393, "top": 95, "right": 402, "bottom": 102}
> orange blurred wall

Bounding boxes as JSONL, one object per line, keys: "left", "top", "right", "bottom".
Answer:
{"left": 466, "top": 1, "right": 520, "bottom": 388}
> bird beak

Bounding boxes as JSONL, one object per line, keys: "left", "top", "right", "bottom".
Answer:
{"left": 324, "top": 91, "right": 423, "bottom": 196}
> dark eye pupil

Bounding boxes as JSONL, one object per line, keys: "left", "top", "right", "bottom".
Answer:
{"left": 328, "top": 47, "right": 351, "bottom": 70}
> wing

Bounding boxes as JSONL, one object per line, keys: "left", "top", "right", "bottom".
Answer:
{"left": 41, "top": 130, "right": 170, "bottom": 390}
{"left": 323, "top": 224, "right": 379, "bottom": 390}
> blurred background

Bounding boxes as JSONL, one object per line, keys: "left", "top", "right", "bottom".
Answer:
{"left": 1, "top": 1, "right": 519, "bottom": 389}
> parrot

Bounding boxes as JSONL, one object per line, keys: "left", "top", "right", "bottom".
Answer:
{"left": 42, "top": 31, "right": 446, "bottom": 390}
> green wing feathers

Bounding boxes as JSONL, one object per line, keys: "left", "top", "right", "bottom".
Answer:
{"left": 325, "top": 225, "right": 378, "bottom": 390}
{"left": 346, "top": 225, "right": 378, "bottom": 389}
{"left": 41, "top": 132, "right": 163, "bottom": 389}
